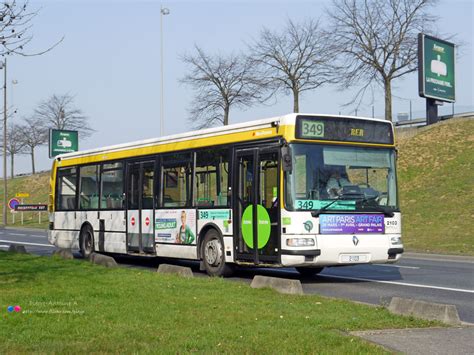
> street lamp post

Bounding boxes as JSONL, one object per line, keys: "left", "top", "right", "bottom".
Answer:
{"left": 160, "top": 5, "right": 170, "bottom": 136}
{"left": 1, "top": 58, "right": 7, "bottom": 226}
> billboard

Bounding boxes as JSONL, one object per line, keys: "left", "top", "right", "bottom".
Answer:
{"left": 418, "top": 33, "right": 456, "bottom": 102}
{"left": 49, "top": 129, "right": 79, "bottom": 158}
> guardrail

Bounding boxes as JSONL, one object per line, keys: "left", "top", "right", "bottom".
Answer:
{"left": 395, "top": 111, "right": 474, "bottom": 128}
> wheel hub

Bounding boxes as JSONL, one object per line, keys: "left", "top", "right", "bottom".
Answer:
{"left": 205, "top": 239, "right": 222, "bottom": 266}
{"left": 85, "top": 233, "right": 92, "bottom": 252}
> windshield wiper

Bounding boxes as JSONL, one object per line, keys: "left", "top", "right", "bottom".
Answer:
{"left": 355, "top": 197, "right": 395, "bottom": 217}
{"left": 311, "top": 198, "right": 350, "bottom": 217}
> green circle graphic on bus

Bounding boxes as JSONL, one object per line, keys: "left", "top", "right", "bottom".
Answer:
{"left": 241, "top": 204, "right": 271, "bottom": 249}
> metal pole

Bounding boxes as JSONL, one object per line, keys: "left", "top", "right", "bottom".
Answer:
{"left": 372, "top": 105, "right": 374, "bottom": 118}
{"left": 426, "top": 98, "right": 438, "bottom": 125}
{"left": 410, "top": 100, "right": 412, "bottom": 120}
{"left": 2, "top": 58, "right": 7, "bottom": 226}
{"left": 160, "top": 6, "right": 163, "bottom": 136}
{"left": 160, "top": 6, "right": 164, "bottom": 137}
{"left": 160, "top": 6, "right": 170, "bottom": 137}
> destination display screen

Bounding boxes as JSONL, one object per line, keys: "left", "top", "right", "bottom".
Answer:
{"left": 295, "top": 115, "right": 394, "bottom": 144}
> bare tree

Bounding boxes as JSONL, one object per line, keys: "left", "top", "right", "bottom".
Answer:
{"left": 34, "top": 94, "right": 94, "bottom": 138}
{"left": 0, "top": 1, "right": 63, "bottom": 56}
{"left": 19, "top": 116, "right": 47, "bottom": 174}
{"left": 327, "top": 0, "right": 437, "bottom": 121}
{"left": 248, "top": 18, "right": 335, "bottom": 113}
{"left": 0, "top": 123, "right": 25, "bottom": 178}
{"left": 181, "top": 46, "right": 260, "bottom": 128}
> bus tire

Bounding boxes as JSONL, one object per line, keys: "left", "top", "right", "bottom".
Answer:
{"left": 201, "top": 228, "right": 233, "bottom": 277}
{"left": 79, "top": 225, "right": 94, "bottom": 259}
{"left": 295, "top": 267, "right": 324, "bottom": 277}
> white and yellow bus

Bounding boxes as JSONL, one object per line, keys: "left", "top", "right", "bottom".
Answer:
{"left": 48, "top": 113, "right": 403, "bottom": 276}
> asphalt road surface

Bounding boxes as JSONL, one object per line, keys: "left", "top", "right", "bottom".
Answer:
{"left": 2, "top": 227, "right": 473, "bottom": 324}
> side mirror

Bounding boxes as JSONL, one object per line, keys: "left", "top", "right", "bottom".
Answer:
{"left": 281, "top": 145, "right": 292, "bottom": 172}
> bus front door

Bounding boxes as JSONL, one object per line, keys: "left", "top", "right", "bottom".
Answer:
{"left": 234, "top": 147, "right": 280, "bottom": 264}
{"left": 126, "top": 161, "right": 155, "bottom": 254}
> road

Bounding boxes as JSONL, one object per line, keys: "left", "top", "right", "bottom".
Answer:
{"left": 2, "top": 227, "right": 473, "bottom": 323}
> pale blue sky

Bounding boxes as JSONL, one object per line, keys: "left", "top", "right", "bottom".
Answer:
{"left": 7, "top": 0, "right": 474, "bottom": 175}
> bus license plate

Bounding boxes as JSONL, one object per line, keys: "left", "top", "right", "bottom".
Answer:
{"left": 340, "top": 255, "right": 367, "bottom": 263}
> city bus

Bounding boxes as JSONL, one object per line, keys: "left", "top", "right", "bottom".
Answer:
{"left": 48, "top": 113, "right": 403, "bottom": 276}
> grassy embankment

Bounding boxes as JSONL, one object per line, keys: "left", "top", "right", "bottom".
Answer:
{"left": 0, "top": 251, "right": 436, "bottom": 353}
{"left": 0, "top": 172, "right": 50, "bottom": 229}
{"left": 2, "top": 118, "right": 473, "bottom": 254}
{"left": 397, "top": 118, "right": 474, "bottom": 255}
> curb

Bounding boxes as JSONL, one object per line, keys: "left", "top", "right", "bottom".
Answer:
{"left": 388, "top": 297, "right": 461, "bottom": 325}
{"left": 157, "top": 264, "right": 194, "bottom": 277}
{"left": 251, "top": 275, "right": 303, "bottom": 295}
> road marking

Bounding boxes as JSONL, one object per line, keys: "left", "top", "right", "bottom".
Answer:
{"left": 0, "top": 244, "right": 10, "bottom": 248}
{"left": 0, "top": 240, "right": 55, "bottom": 248}
{"left": 374, "top": 264, "right": 420, "bottom": 270}
{"left": 319, "top": 274, "right": 474, "bottom": 294}
{"left": 8, "top": 233, "right": 27, "bottom": 237}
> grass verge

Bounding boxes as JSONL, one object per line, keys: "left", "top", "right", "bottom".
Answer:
{"left": 0, "top": 172, "right": 49, "bottom": 229}
{"left": 397, "top": 119, "right": 474, "bottom": 255}
{"left": 0, "top": 252, "right": 437, "bottom": 353}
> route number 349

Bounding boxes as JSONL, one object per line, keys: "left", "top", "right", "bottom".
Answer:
{"left": 301, "top": 120, "right": 325, "bottom": 138}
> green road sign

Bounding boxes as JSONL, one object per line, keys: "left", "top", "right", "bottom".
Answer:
{"left": 49, "top": 129, "right": 79, "bottom": 158}
{"left": 418, "top": 33, "right": 456, "bottom": 102}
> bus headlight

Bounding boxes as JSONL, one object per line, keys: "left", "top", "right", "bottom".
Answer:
{"left": 286, "top": 238, "right": 315, "bottom": 247}
{"left": 390, "top": 236, "right": 402, "bottom": 245}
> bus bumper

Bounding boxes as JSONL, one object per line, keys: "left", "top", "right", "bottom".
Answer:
{"left": 280, "top": 234, "right": 403, "bottom": 267}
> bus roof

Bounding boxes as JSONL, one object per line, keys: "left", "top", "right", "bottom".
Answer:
{"left": 55, "top": 113, "right": 392, "bottom": 162}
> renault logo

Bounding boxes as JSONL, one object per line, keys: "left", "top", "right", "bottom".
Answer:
{"left": 352, "top": 236, "right": 359, "bottom": 246}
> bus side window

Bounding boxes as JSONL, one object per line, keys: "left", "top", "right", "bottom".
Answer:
{"left": 161, "top": 153, "right": 192, "bottom": 208}
{"left": 100, "top": 162, "right": 124, "bottom": 210}
{"left": 79, "top": 165, "right": 99, "bottom": 210}
{"left": 195, "top": 148, "right": 229, "bottom": 207}
{"left": 57, "top": 167, "right": 78, "bottom": 210}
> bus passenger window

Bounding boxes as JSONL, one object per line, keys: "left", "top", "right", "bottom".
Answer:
{"left": 195, "top": 149, "right": 229, "bottom": 207}
{"left": 100, "top": 162, "right": 124, "bottom": 209}
{"left": 161, "top": 153, "right": 192, "bottom": 208}
{"left": 79, "top": 165, "right": 99, "bottom": 210}
{"left": 56, "top": 167, "right": 77, "bottom": 210}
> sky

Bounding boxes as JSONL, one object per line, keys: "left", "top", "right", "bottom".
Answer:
{"left": 6, "top": 0, "right": 474, "bottom": 175}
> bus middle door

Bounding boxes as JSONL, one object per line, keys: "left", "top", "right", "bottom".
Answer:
{"left": 126, "top": 160, "right": 155, "bottom": 254}
{"left": 234, "top": 146, "right": 280, "bottom": 264}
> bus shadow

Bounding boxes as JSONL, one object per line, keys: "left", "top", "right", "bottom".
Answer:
{"left": 231, "top": 264, "right": 405, "bottom": 284}
{"left": 106, "top": 253, "right": 404, "bottom": 284}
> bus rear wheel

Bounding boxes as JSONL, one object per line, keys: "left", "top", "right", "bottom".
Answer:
{"left": 80, "top": 225, "right": 94, "bottom": 259}
{"left": 295, "top": 267, "right": 324, "bottom": 277}
{"left": 201, "top": 229, "right": 233, "bottom": 277}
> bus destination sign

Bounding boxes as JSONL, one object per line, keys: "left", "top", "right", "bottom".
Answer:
{"left": 296, "top": 116, "right": 393, "bottom": 144}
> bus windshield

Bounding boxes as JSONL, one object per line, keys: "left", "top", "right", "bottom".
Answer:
{"left": 285, "top": 144, "right": 398, "bottom": 212}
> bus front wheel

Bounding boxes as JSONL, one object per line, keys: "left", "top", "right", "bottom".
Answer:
{"left": 80, "top": 225, "right": 94, "bottom": 259}
{"left": 201, "top": 229, "right": 233, "bottom": 277}
{"left": 295, "top": 267, "right": 324, "bottom": 277}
